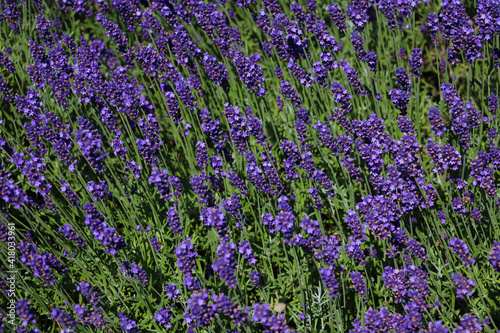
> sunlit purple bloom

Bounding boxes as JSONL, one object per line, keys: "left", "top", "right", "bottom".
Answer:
{"left": 165, "top": 283, "right": 180, "bottom": 300}
{"left": 119, "top": 261, "right": 149, "bottom": 285}
{"left": 154, "top": 307, "right": 172, "bottom": 329}
{"left": 212, "top": 241, "right": 238, "bottom": 288}
{"left": 449, "top": 237, "right": 475, "bottom": 267}
{"left": 118, "top": 312, "right": 139, "bottom": 333}
{"left": 351, "top": 271, "right": 367, "bottom": 295}
{"left": 16, "top": 299, "right": 37, "bottom": 327}
{"left": 451, "top": 273, "right": 475, "bottom": 300}
{"left": 488, "top": 241, "right": 500, "bottom": 271}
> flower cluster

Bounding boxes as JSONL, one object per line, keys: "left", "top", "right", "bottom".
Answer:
{"left": 58, "top": 224, "right": 85, "bottom": 247}
{"left": 449, "top": 237, "right": 475, "bottom": 267}
{"left": 18, "top": 241, "right": 67, "bottom": 286}
{"left": 213, "top": 241, "right": 238, "bottom": 288}
{"left": 175, "top": 238, "right": 200, "bottom": 290}
{"left": 83, "top": 203, "right": 126, "bottom": 255}
{"left": 119, "top": 261, "right": 149, "bottom": 285}
{"left": 451, "top": 273, "right": 475, "bottom": 300}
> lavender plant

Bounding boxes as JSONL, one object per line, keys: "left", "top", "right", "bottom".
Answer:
{"left": 0, "top": 0, "right": 499, "bottom": 332}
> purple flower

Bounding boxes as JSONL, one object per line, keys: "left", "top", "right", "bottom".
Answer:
{"left": 18, "top": 241, "right": 67, "bottom": 286}
{"left": 87, "top": 180, "right": 111, "bottom": 202}
{"left": 10, "top": 151, "right": 52, "bottom": 197}
{"left": 488, "top": 93, "right": 498, "bottom": 115}
{"left": 233, "top": 50, "right": 266, "bottom": 96}
{"left": 452, "top": 197, "right": 466, "bottom": 215}
{"left": 51, "top": 308, "right": 76, "bottom": 330}
{"left": 345, "top": 0, "right": 371, "bottom": 28}
{"left": 451, "top": 273, "right": 475, "bottom": 300}
{"left": 351, "top": 271, "right": 367, "bottom": 295}
{"left": 167, "top": 205, "right": 183, "bottom": 234}
{"left": 190, "top": 174, "right": 213, "bottom": 205}
{"left": 378, "top": 0, "right": 397, "bottom": 29}
{"left": 213, "top": 241, "right": 238, "bottom": 288}
{"left": 345, "top": 236, "right": 366, "bottom": 264}
{"left": 185, "top": 290, "right": 215, "bottom": 328}
{"left": 351, "top": 30, "right": 365, "bottom": 53}
{"left": 151, "top": 237, "right": 161, "bottom": 253}
{"left": 225, "top": 103, "right": 250, "bottom": 154}
{"left": 165, "top": 283, "right": 180, "bottom": 300}
{"left": 382, "top": 265, "right": 430, "bottom": 304}
{"left": 284, "top": 157, "right": 299, "bottom": 181}
{"left": 470, "top": 151, "right": 496, "bottom": 198}
{"left": 340, "top": 59, "right": 366, "bottom": 96}
{"left": 455, "top": 313, "right": 484, "bottom": 333}
{"left": 427, "top": 139, "right": 462, "bottom": 174}
{"left": 439, "top": 0, "right": 483, "bottom": 64}
{"left": 118, "top": 312, "right": 139, "bottom": 332}
{"left": 162, "top": 90, "right": 183, "bottom": 125}
{"left": 154, "top": 307, "right": 172, "bottom": 329}
{"left": 488, "top": 241, "right": 500, "bottom": 271}
{"left": 274, "top": 210, "right": 295, "bottom": 238}
{"left": 395, "top": 67, "right": 412, "bottom": 91}
{"left": 287, "top": 60, "right": 314, "bottom": 87}
{"left": 428, "top": 107, "right": 446, "bottom": 136}
{"left": 245, "top": 152, "right": 274, "bottom": 194}
{"left": 0, "top": 51, "right": 16, "bottom": 73}
{"left": 77, "top": 281, "right": 101, "bottom": 307}
{"left": 320, "top": 268, "right": 339, "bottom": 297}
{"left": 210, "top": 155, "right": 226, "bottom": 176}
{"left": 74, "top": 117, "right": 107, "bottom": 174}
{"left": 201, "top": 206, "right": 229, "bottom": 239}
{"left": 280, "top": 81, "right": 302, "bottom": 109}
{"left": 320, "top": 52, "right": 336, "bottom": 70}
{"left": 58, "top": 224, "right": 85, "bottom": 247}
{"left": 16, "top": 299, "right": 37, "bottom": 327}
{"left": 314, "top": 235, "right": 340, "bottom": 268}
{"left": 251, "top": 303, "right": 293, "bottom": 331}
{"left": 148, "top": 168, "right": 182, "bottom": 202}
{"left": 389, "top": 88, "right": 411, "bottom": 112}
{"left": 136, "top": 114, "right": 163, "bottom": 165}
{"left": 312, "top": 62, "right": 328, "bottom": 87}
{"left": 238, "top": 241, "right": 257, "bottom": 265}
{"left": 250, "top": 270, "right": 261, "bottom": 286}
{"left": 308, "top": 188, "right": 323, "bottom": 210}
{"left": 168, "top": 25, "right": 201, "bottom": 65}
{"left": 361, "top": 50, "right": 378, "bottom": 71}
{"left": 73, "top": 304, "right": 105, "bottom": 329}
{"left": 407, "top": 238, "right": 428, "bottom": 262}
{"left": 251, "top": 303, "right": 272, "bottom": 324}
{"left": 438, "top": 210, "right": 447, "bottom": 225}
{"left": 449, "top": 237, "right": 475, "bottom": 267}
{"left": 344, "top": 210, "right": 365, "bottom": 239}
{"left": 120, "top": 261, "right": 149, "bottom": 285}
{"left": 0, "top": 74, "right": 12, "bottom": 101}
{"left": 212, "top": 293, "right": 247, "bottom": 326}
{"left": 227, "top": 169, "right": 248, "bottom": 195}
{"left": 83, "top": 203, "right": 126, "bottom": 255}
{"left": 246, "top": 107, "right": 267, "bottom": 145}
{"left": 423, "top": 321, "right": 450, "bottom": 333}
{"left": 326, "top": 3, "right": 347, "bottom": 32}
{"left": 409, "top": 48, "right": 423, "bottom": 77}
{"left": 331, "top": 82, "right": 352, "bottom": 110}
{"left": 202, "top": 53, "right": 229, "bottom": 86}
{"left": 175, "top": 238, "right": 200, "bottom": 290}
{"left": 476, "top": 0, "right": 500, "bottom": 41}
{"left": 135, "top": 44, "right": 164, "bottom": 76}
{"left": 356, "top": 195, "right": 400, "bottom": 240}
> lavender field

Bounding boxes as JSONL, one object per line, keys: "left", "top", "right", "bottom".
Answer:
{"left": 0, "top": 0, "right": 499, "bottom": 331}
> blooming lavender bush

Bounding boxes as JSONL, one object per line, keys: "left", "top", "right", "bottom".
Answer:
{"left": 0, "top": 0, "right": 499, "bottom": 332}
